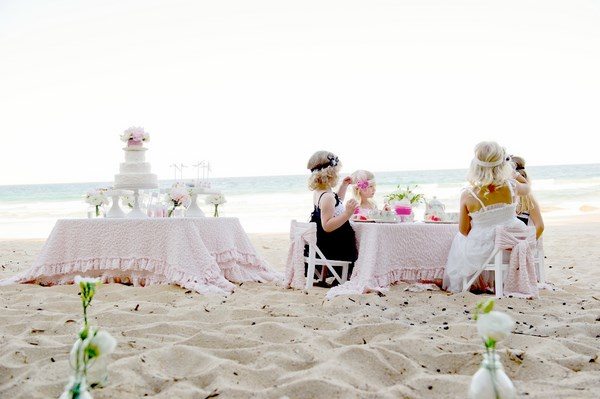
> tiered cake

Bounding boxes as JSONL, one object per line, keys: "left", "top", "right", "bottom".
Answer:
{"left": 114, "top": 127, "right": 158, "bottom": 189}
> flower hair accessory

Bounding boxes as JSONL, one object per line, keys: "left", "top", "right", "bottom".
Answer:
{"left": 356, "top": 180, "right": 370, "bottom": 190}
{"left": 310, "top": 154, "right": 340, "bottom": 172}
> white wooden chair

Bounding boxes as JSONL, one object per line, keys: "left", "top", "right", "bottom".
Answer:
{"left": 462, "top": 227, "right": 538, "bottom": 298}
{"left": 290, "top": 220, "right": 351, "bottom": 289}
{"left": 534, "top": 238, "right": 545, "bottom": 283}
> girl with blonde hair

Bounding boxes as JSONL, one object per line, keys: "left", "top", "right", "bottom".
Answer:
{"left": 305, "top": 151, "right": 358, "bottom": 286}
{"left": 349, "top": 170, "right": 390, "bottom": 219}
{"left": 443, "top": 141, "right": 531, "bottom": 293}
{"left": 511, "top": 155, "right": 544, "bottom": 239}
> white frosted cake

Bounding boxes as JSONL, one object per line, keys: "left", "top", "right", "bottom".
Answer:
{"left": 114, "top": 129, "right": 158, "bottom": 189}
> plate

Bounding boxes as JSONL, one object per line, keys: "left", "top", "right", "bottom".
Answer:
{"left": 351, "top": 218, "right": 376, "bottom": 223}
{"left": 423, "top": 220, "right": 458, "bottom": 224}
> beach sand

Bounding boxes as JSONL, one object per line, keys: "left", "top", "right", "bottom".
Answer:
{"left": 1, "top": 217, "right": 600, "bottom": 398}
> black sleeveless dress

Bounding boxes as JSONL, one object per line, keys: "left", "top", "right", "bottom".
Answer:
{"left": 305, "top": 192, "right": 358, "bottom": 263}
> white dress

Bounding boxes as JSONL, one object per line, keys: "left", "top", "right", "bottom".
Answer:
{"left": 443, "top": 183, "right": 523, "bottom": 293}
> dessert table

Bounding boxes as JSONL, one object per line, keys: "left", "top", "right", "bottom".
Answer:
{"left": 326, "top": 222, "right": 458, "bottom": 299}
{"left": 2, "top": 218, "right": 279, "bottom": 295}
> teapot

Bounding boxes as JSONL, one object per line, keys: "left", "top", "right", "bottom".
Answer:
{"left": 425, "top": 196, "right": 447, "bottom": 221}
{"left": 425, "top": 196, "right": 445, "bottom": 215}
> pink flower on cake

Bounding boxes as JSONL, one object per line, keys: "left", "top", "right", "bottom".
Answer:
{"left": 120, "top": 126, "right": 150, "bottom": 143}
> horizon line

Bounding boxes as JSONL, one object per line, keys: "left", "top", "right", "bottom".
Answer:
{"left": 1, "top": 161, "right": 599, "bottom": 188}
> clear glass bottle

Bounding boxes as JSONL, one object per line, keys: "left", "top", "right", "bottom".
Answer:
{"left": 468, "top": 352, "right": 516, "bottom": 399}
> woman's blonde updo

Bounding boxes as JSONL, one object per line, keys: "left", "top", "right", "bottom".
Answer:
{"left": 307, "top": 150, "right": 341, "bottom": 191}
{"left": 467, "top": 141, "right": 513, "bottom": 189}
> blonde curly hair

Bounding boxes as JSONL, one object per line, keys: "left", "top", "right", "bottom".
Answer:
{"left": 466, "top": 141, "right": 513, "bottom": 189}
{"left": 307, "top": 151, "right": 341, "bottom": 191}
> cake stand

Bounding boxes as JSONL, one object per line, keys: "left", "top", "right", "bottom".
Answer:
{"left": 127, "top": 189, "right": 148, "bottom": 218}
{"left": 113, "top": 184, "right": 158, "bottom": 219}
{"left": 104, "top": 189, "right": 134, "bottom": 218}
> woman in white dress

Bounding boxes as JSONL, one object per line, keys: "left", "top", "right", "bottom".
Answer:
{"left": 443, "top": 141, "right": 530, "bottom": 293}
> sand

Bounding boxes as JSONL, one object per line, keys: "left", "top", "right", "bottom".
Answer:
{"left": 1, "top": 217, "right": 600, "bottom": 398}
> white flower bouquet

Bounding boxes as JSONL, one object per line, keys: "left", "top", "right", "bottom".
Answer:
{"left": 167, "top": 184, "right": 191, "bottom": 217}
{"left": 206, "top": 193, "right": 226, "bottom": 217}
{"left": 385, "top": 185, "right": 425, "bottom": 206}
{"left": 60, "top": 276, "right": 117, "bottom": 399}
{"left": 120, "top": 126, "right": 150, "bottom": 143}
{"left": 468, "top": 299, "right": 517, "bottom": 399}
{"left": 84, "top": 189, "right": 109, "bottom": 217}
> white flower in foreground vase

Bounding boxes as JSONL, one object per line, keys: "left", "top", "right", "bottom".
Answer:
{"left": 59, "top": 376, "right": 94, "bottom": 399}
{"left": 477, "top": 311, "right": 515, "bottom": 344}
{"left": 61, "top": 276, "right": 116, "bottom": 398}
{"left": 469, "top": 299, "right": 517, "bottom": 399}
{"left": 87, "top": 330, "right": 118, "bottom": 358}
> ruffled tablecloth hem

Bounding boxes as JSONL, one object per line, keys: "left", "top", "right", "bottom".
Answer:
{"left": 2, "top": 257, "right": 236, "bottom": 295}
{"left": 213, "top": 249, "right": 283, "bottom": 283}
{"left": 326, "top": 267, "right": 444, "bottom": 299}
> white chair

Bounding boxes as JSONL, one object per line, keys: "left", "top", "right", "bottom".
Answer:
{"left": 290, "top": 220, "right": 351, "bottom": 289}
{"left": 534, "top": 238, "right": 545, "bottom": 283}
{"left": 462, "top": 227, "right": 537, "bottom": 298}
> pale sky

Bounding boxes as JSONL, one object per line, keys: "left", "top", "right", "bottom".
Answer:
{"left": 1, "top": 0, "right": 599, "bottom": 185}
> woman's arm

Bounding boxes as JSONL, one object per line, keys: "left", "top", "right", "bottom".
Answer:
{"left": 459, "top": 192, "right": 472, "bottom": 237}
{"left": 320, "top": 193, "right": 357, "bottom": 232}
{"left": 529, "top": 196, "right": 545, "bottom": 239}
{"left": 336, "top": 176, "right": 353, "bottom": 201}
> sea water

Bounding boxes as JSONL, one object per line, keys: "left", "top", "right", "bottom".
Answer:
{"left": 1, "top": 164, "right": 599, "bottom": 239}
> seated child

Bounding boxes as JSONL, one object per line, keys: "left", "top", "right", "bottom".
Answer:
{"left": 511, "top": 155, "right": 544, "bottom": 239}
{"left": 350, "top": 170, "right": 388, "bottom": 220}
{"left": 305, "top": 151, "right": 358, "bottom": 286}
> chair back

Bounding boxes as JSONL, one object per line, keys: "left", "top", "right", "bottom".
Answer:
{"left": 290, "top": 220, "right": 317, "bottom": 242}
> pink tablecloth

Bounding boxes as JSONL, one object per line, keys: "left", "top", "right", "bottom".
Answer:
{"left": 326, "top": 222, "right": 458, "bottom": 299}
{"left": 2, "top": 218, "right": 279, "bottom": 295}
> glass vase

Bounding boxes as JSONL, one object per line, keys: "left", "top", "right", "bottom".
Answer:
{"left": 469, "top": 352, "right": 516, "bottom": 399}
{"left": 87, "top": 355, "right": 109, "bottom": 389}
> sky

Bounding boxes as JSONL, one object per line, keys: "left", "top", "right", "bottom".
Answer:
{"left": 1, "top": 0, "right": 599, "bottom": 185}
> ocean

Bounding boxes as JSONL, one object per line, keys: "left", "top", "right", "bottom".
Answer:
{"left": 1, "top": 164, "right": 599, "bottom": 239}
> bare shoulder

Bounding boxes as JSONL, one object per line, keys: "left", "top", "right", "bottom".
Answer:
{"left": 316, "top": 191, "right": 335, "bottom": 207}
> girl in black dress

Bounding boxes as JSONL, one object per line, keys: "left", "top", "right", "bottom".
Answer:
{"left": 305, "top": 151, "right": 358, "bottom": 286}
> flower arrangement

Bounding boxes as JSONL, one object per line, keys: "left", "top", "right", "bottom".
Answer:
{"left": 84, "top": 189, "right": 109, "bottom": 217}
{"left": 385, "top": 185, "right": 425, "bottom": 206}
{"left": 206, "top": 193, "right": 226, "bottom": 217}
{"left": 121, "top": 194, "right": 135, "bottom": 209}
{"left": 167, "top": 183, "right": 191, "bottom": 217}
{"left": 120, "top": 126, "right": 150, "bottom": 143}
{"left": 468, "top": 299, "right": 516, "bottom": 399}
{"left": 59, "top": 276, "right": 117, "bottom": 399}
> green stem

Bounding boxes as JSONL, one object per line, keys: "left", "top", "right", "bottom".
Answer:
{"left": 95, "top": 205, "right": 100, "bottom": 217}
{"left": 213, "top": 205, "right": 219, "bottom": 217}
{"left": 485, "top": 346, "right": 501, "bottom": 399}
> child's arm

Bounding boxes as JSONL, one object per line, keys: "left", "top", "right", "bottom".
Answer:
{"left": 320, "top": 193, "right": 357, "bottom": 232}
{"left": 529, "top": 196, "right": 544, "bottom": 239}
{"left": 336, "top": 176, "right": 353, "bottom": 201}
{"left": 459, "top": 191, "right": 472, "bottom": 237}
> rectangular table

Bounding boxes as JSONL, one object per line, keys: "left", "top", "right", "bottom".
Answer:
{"left": 4, "top": 218, "right": 280, "bottom": 295}
{"left": 326, "top": 222, "right": 458, "bottom": 299}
